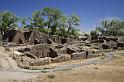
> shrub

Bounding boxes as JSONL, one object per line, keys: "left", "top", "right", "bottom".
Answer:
{"left": 47, "top": 75, "right": 56, "bottom": 79}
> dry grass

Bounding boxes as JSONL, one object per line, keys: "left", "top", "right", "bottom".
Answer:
{"left": 1, "top": 49, "right": 124, "bottom": 82}
{"left": 36, "top": 53, "right": 124, "bottom": 82}
{"left": 47, "top": 75, "right": 56, "bottom": 79}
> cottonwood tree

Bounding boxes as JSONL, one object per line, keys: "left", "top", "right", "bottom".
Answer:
{"left": 95, "top": 17, "right": 124, "bottom": 36}
{"left": 66, "top": 14, "right": 80, "bottom": 38}
{"left": 42, "top": 7, "right": 64, "bottom": 35}
{"left": 30, "top": 8, "right": 81, "bottom": 36}
{"left": 0, "top": 10, "right": 18, "bottom": 40}
{"left": 29, "top": 10, "right": 50, "bottom": 33}
{"left": 31, "top": 10, "right": 45, "bottom": 28}
{"left": 20, "top": 17, "right": 28, "bottom": 28}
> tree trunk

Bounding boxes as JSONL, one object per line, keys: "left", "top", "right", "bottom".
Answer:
{"left": 0, "top": 28, "right": 4, "bottom": 41}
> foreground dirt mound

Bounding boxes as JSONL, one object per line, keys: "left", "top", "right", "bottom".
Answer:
{"left": 0, "top": 47, "right": 19, "bottom": 70}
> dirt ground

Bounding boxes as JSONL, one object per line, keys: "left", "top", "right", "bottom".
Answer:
{"left": 35, "top": 51, "right": 124, "bottom": 82}
{"left": 0, "top": 47, "right": 124, "bottom": 82}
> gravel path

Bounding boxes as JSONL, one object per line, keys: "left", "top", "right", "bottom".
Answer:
{"left": 40, "top": 52, "right": 115, "bottom": 72}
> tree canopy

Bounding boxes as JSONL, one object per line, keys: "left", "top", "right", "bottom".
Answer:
{"left": 0, "top": 10, "right": 18, "bottom": 39}
{"left": 0, "top": 8, "right": 81, "bottom": 40}
{"left": 93, "top": 17, "right": 124, "bottom": 36}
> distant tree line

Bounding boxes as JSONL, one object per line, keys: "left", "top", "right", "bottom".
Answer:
{"left": 91, "top": 17, "right": 124, "bottom": 36}
{"left": 0, "top": 7, "right": 80, "bottom": 40}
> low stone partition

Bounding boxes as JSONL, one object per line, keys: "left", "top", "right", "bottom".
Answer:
{"left": 71, "top": 51, "right": 89, "bottom": 60}
{"left": 71, "top": 50, "right": 99, "bottom": 60}
{"left": 51, "top": 54, "right": 71, "bottom": 63}
{"left": 30, "top": 57, "right": 51, "bottom": 66}
{"left": 61, "top": 38, "right": 74, "bottom": 44}
{"left": 40, "top": 33, "right": 49, "bottom": 44}
{"left": 30, "top": 44, "right": 50, "bottom": 58}
{"left": 49, "top": 35, "right": 61, "bottom": 44}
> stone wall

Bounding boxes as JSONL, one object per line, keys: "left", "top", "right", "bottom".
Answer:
{"left": 30, "top": 44, "right": 50, "bottom": 58}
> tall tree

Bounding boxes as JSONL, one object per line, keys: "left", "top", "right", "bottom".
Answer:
{"left": 31, "top": 10, "right": 45, "bottom": 28}
{"left": 42, "top": 7, "right": 64, "bottom": 35}
{"left": 67, "top": 14, "right": 80, "bottom": 31}
{"left": 95, "top": 17, "right": 124, "bottom": 36}
{"left": 66, "top": 14, "right": 80, "bottom": 37}
{"left": 20, "top": 17, "right": 27, "bottom": 28}
{"left": 0, "top": 10, "right": 18, "bottom": 39}
{"left": 59, "top": 15, "right": 68, "bottom": 37}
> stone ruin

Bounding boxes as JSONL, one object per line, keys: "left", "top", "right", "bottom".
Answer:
{"left": 13, "top": 30, "right": 27, "bottom": 44}
{"left": 2, "top": 29, "right": 124, "bottom": 69}
{"left": 4, "top": 29, "right": 74, "bottom": 45}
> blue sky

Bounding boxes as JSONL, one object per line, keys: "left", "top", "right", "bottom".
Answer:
{"left": 0, "top": 0, "right": 124, "bottom": 31}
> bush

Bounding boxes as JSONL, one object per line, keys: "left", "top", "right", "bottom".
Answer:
{"left": 47, "top": 75, "right": 56, "bottom": 79}
{"left": 90, "top": 31, "right": 97, "bottom": 36}
{"left": 84, "top": 33, "right": 89, "bottom": 36}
